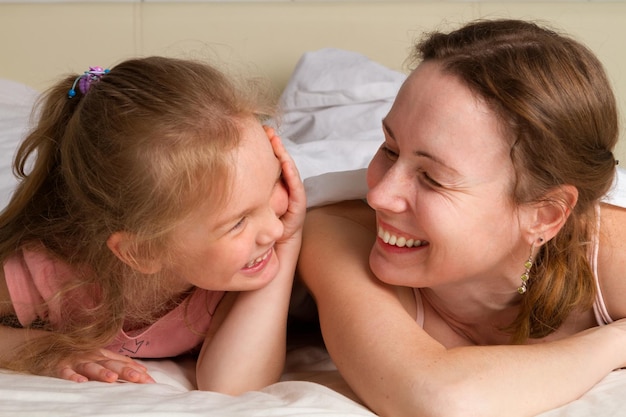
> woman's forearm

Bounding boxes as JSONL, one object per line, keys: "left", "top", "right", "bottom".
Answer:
{"left": 318, "top": 290, "right": 626, "bottom": 417}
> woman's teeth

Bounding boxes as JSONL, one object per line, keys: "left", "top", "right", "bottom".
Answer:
{"left": 378, "top": 226, "right": 425, "bottom": 248}
{"left": 245, "top": 250, "right": 270, "bottom": 268}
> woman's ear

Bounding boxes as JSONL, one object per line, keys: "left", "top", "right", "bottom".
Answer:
{"left": 521, "top": 184, "right": 579, "bottom": 243}
{"left": 106, "top": 232, "right": 162, "bottom": 274}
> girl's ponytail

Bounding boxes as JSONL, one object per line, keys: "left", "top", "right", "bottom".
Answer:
{"left": 0, "top": 75, "right": 80, "bottom": 257}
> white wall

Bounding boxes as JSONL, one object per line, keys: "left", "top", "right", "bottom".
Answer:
{"left": 2, "top": 2, "right": 625, "bottom": 160}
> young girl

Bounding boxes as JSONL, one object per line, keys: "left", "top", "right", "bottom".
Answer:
{"left": 0, "top": 56, "right": 305, "bottom": 394}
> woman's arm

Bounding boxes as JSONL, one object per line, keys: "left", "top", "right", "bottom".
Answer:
{"left": 299, "top": 200, "right": 626, "bottom": 417}
{"left": 195, "top": 131, "right": 306, "bottom": 394}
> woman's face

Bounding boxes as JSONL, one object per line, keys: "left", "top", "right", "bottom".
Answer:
{"left": 166, "top": 118, "right": 289, "bottom": 292}
{"left": 367, "top": 61, "right": 526, "bottom": 291}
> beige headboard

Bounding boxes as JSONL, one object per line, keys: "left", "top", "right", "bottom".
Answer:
{"left": 1, "top": 1, "right": 625, "bottom": 160}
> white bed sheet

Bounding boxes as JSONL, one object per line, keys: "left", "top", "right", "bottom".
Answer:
{"left": 0, "top": 358, "right": 373, "bottom": 416}
{"left": 1, "top": 49, "right": 626, "bottom": 417}
{"left": 1, "top": 357, "right": 624, "bottom": 417}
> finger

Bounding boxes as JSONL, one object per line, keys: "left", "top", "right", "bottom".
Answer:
{"left": 263, "top": 125, "right": 278, "bottom": 143}
{"left": 279, "top": 173, "right": 307, "bottom": 239}
{"left": 269, "top": 134, "right": 304, "bottom": 199}
{"left": 281, "top": 158, "right": 305, "bottom": 209}
{"left": 96, "top": 348, "right": 148, "bottom": 371}
{"left": 267, "top": 132, "right": 306, "bottom": 237}
{"left": 117, "top": 365, "right": 156, "bottom": 384}
{"left": 269, "top": 136, "right": 301, "bottom": 186}
{"left": 95, "top": 359, "right": 155, "bottom": 383}
{"left": 73, "top": 361, "right": 119, "bottom": 383}
{"left": 269, "top": 132, "right": 287, "bottom": 159}
{"left": 59, "top": 366, "right": 89, "bottom": 383}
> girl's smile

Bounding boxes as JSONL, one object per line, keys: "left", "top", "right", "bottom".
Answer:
{"left": 165, "top": 117, "right": 288, "bottom": 292}
{"left": 242, "top": 247, "right": 274, "bottom": 272}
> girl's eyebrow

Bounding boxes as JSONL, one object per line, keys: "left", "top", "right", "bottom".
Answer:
{"left": 216, "top": 160, "right": 282, "bottom": 231}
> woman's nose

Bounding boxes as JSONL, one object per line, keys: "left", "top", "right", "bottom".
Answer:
{"left": 367, "top": 165, "right": 410, "bottom": 213}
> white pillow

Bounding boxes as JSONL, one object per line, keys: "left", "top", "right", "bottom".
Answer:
{"left": 273, "top": 48, "right": 406, "bottom": 208}
{"left": 0, "top": 79, "right": 39, "bottom": 210}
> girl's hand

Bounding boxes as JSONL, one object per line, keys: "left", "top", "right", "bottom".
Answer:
{"left": 196, "top": 129, "right": 304, "bottom": 394}
{"left": 54, "top": 348, "right": 155, "bottom": 384}
{"left": 264, "top": 126, "right": 306, "bottom": 242}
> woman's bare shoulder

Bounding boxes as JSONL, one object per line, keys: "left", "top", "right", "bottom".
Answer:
{"left": 599, "top": 202, "right": 626, "bottom": 253}
{"left": 306, "top": 200, "right": 375, "bottom": 232}
{"left": 300, "top": 200, "right": 377, "bottom": 288}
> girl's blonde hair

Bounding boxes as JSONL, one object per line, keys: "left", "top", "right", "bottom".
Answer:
{"left": 0, "top": 56, "right": 274, "bottom": 374}
{"left": 414, "top": 19, "right": 618, "bottom": 342}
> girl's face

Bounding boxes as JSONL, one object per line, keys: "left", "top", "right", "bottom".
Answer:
{"left": 167, "top": 118, "right": 288, "bottom": 292}
{"left": 367, "top": 61, "right": 527, "bottom": 292}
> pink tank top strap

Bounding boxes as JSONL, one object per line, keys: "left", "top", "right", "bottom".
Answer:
{"left": 592, "top": 204, "right": 613, "bottom": 325}
{"left": 412, "top": 288, "right": 425, "bottom": 327}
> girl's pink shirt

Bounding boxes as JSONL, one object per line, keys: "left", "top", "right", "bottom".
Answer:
{"left": 3, "top": 246, "right": 224, "bottom": 358}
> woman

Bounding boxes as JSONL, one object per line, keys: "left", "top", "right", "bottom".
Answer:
{"left": 298, "top": 19, "right": 626, "bottom": 417}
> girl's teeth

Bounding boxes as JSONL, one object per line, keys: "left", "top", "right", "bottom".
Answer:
{"left": 245, "top": 251, "right": 269, "bottom": 268}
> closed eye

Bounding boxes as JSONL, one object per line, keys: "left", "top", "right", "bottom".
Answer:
{"left": 419, "top": 170, "right": 442, "bottom": 187}
{"left": 380, "top": 144, "right": 398, "bottom": 161}
{"left": 230, "top": 217, "right": 246, "bottom": 232}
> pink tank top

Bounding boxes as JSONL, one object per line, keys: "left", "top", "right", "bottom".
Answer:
{"left": 4, "top": 245, "right": 225, "bottom": 358}
{"left": 592, "top": 204, "right": 613, "bottom": 325}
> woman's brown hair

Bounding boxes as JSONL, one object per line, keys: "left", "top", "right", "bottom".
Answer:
{"left": 414, "top": 19, "right": 618, "bottom": 342}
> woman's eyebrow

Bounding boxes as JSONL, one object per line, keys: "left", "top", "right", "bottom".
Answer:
{"left": 383, "top": 118, "right": 458, "bottom": 174}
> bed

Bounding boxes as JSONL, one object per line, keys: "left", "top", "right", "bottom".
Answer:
{"left": 2, "top": 2, "right": 626, "bottom": 416}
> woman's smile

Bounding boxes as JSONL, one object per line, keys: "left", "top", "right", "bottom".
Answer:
{"left": 377, "top": 225, "right": 428, "bottom": 248}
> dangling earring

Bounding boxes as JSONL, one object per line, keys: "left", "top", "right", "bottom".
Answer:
{"left": 517, "top": 238, "right": 543, "bottom": 295}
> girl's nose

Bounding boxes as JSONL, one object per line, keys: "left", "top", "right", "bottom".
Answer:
{"left": 258, "top": 208, "right": 284, "bottom": 245}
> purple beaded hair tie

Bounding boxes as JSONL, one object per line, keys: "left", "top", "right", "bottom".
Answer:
{"left": 67, "top": 66, "right": 110, "bottom": 99}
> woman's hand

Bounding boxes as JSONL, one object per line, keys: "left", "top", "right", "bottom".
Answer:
{"left": 54, "top": 348, "right": 155, "bottom": 383}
